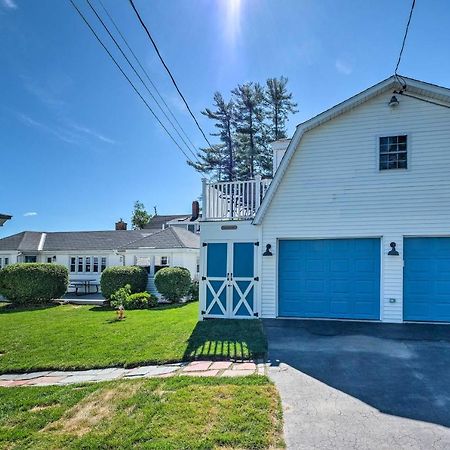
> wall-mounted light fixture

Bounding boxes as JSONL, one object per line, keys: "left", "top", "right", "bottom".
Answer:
{"left": 388, "top": 95, "right": 399, "bottom": 108}
{"left": 52, "top": 255, "right": 57, "bottom": 262}
{"left": 388, "top": 242, "right": 399, "bottom": 255}
{"left": 263, "top": 244, "right": 273, "bottom": 256}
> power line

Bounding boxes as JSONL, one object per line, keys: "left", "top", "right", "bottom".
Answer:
{"left": 128, "top": 0, "right": 214, "bottom": 149}
{"left": 67, "top": 0, "right": 195, "bottom": 164}
{"left": 394, "top": 0, "right": 416, "bottom": 86}
{"left": 96, "top": 0, "right": 200, "bottom": 155}
{"left": 84, "top": 0, "right": 200, "bottom": 163}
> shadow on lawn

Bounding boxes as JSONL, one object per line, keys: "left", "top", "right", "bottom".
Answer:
{"left": 88, "top": 301, "right": 194, "bottom": 312}
{"left": 0, "top": 302, "right": 59, "bottom": 314}
{"left": 183, "top": 319, "right": 267, "bottom": 362}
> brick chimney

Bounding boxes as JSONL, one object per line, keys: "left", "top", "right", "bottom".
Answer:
{"left": 115, "top": 218, "right": 127, "bottom": 230}
{"left": 191, "top": 200, "right": 200, "bottom": 221}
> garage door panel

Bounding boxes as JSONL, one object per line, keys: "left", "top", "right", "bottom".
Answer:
{"left": 404, "top": 237, "right": 450, "bottom": 322}
{"left": 279, "top": 238, "right": 380, "bottom": 320}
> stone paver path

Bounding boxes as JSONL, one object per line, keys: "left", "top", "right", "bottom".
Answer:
{"left": 0, "top": 361, "right": 265, "bottom": 387}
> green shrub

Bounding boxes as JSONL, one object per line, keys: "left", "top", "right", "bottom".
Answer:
{"left": 110, "top": 284, "right": 131, "bottom": 308}
{"left": 100, "top": 266, "right": 148, "bottom": 299}
{"left": 0, "top": 263, "right": 68, "bottom": 304}
{"left": 188, "top": 279, "right": 199, "bottom": 302}
{"left": 128, "top": 292, "right": 158, "bottom": 309}
{"left": 154, "top": 266, "right": 191, "bottom": 302}
{"left": 110, "top": 286, "right": 158, "bottom": 309}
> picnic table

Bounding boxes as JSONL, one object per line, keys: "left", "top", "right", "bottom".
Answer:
{"left": 68, "top": 279, "right": 99, "bottom": 296}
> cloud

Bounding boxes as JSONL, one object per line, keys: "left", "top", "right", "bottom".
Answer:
{"left": 68, "top": 122, "right": 117, "bottom": 145}
{"left": 1, "top": 0, "right": 17, "bottom": 9}
{"left": 21, "top": 76, "right": 66, "bottom": 108}
{"left": 17, "top": 113, "right": 79, "bottom": 144}
{"left": 23, "top": 212, "right": 37, "bottom": 217}
{"left": 335, "top": 58, "right": 353, "bottom": 75}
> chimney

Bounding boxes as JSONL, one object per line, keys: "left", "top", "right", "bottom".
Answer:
{"left": 272, "top": 139, "right": 291, "bottom": 175}
{"left": 115, "top": 218, "right": 127, "bottom": 230}
{"left": 191, "top": 200, "right": 200, "bottom": 221}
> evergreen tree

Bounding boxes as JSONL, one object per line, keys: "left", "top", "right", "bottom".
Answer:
{"left": 264, "top": 76, "right": 298, "bottom": 141}
{"left": 189, "top": 92, "right": 236, "bottom": 181}
{"left": 232, "top": 82, "right": 266, "bottom": 179}
{"left": 131, "top": 200, "right": 151, "bottom": 230}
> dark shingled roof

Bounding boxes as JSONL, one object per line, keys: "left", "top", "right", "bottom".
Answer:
{"left": 143, "top": 215, "right": 190, "bottom": 231}
{"left": 0, "top": 230, "right": 152, "bottom": 252}
{"left": 122, "top": 227, "right": 199, "bottom": 250}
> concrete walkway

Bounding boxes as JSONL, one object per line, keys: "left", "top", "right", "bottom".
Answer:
{"left": 0, "top": 361, "right": 265, "bottom": 387}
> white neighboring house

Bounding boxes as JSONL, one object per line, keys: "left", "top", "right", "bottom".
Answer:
{"left": 199, "top": 75, "right": 450, "bottom": 324}
{"left": 0, "top": 227, "right": 199, "bottom": 295}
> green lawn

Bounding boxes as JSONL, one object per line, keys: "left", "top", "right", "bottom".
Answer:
{"left": 0, "top": 302, "right": 267, "bottom": 373}
{"left": 0, "top": 376, "right": 284, "bottom": 449}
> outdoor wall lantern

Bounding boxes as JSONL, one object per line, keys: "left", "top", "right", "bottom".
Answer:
{"left": 389, "top": 95, "right": 399, "bottom": 108}
{"left": 388, "top": 242, "right": 399, "bottom": 256}
{"left": 52, "top": 255, "right": 57, "bottom": 262}
{"left": 263, "top": 244, "right": 273, "bottom": 256}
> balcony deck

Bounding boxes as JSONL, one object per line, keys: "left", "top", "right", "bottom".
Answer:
{"left": 202, "top": 176, "right": 271, "bottom": 221}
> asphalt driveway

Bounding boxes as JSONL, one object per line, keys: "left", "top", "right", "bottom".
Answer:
{"left": 264, "top": 319, "right": 450, "bottom": 450}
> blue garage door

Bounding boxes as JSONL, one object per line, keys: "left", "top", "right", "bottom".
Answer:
{"left": 279, "top": 239, "right": 380, "bottom": 319}
{"left": 404, "top": 238, "right": 450, "bottom": 322}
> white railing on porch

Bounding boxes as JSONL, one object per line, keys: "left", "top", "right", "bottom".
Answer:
{"left": 202, "top": 176, "right": 271, "bottom": 221}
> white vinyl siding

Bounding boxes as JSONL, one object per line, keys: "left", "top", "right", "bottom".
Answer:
{"left": 260, "top": 91, "right": 450, "bottom": 322}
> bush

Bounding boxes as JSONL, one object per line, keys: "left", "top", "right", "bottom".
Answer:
{"left": 128, "top": 292, "right": 158, "bottom": 309}
{"left": 0, "top": 263, "right": 68, "bottom": 304}
{"left": 188, "top": 279, "right": 199, "bottom": 302}
{"left": 100, "top": 266, "right": 148, "bottom": 299}
{"left": 154, "top": 266, "right": 191, "bottom": 302}
{"left": 109, "top": 284, "right": 131, "bottom": 308}
{"left": 110, "top": 286, "right": 158, "bottom": 309}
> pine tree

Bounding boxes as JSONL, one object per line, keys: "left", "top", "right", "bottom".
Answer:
{"left": 265, "top": 77, "right": 298, "bottom": 141}
{"left": 232, "top": 82, "right": 266, "bottom": 179}
{"left": 189, "top": 92, "right": 236, "bottom": 181}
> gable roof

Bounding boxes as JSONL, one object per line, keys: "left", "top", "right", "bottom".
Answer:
{"left": 121, "top": 226, "right": 199, "bottom": 250}
{"left": 0, "top": 230, "right": 152, "bottom": 252}
{"left": 143, "top": 214, "right": 190, "bottom": 231}
{"left": 253, "top": 75, "right": 450, "bottom": 225}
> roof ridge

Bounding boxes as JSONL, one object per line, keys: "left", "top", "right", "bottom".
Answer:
{"left": 169, "top": 227, "right": 186, "bottom": 248}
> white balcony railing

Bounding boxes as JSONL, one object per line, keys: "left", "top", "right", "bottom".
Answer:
{"left": 202, "top": 176, "right": 271, "bottom": 221}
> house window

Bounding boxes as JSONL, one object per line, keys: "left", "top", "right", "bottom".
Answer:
{"left": 70, "top": 256, "right": 105, "bottom": 273}
{"left": 47, "top": 257, "right": 53, "bottom": 263}
{"left": 78, "top": 257, "right": 84, "bottom": 272}
{"left": 70, "top": 257, "right": 76, "bottom": 273}
{"left": 24, "top": 256, "right": 37, "bottom": 263}
{"left": 188, "top": 224, "right": 195, "bottom": 233}
{"left": 93, "top": 257, "right": 99, "bottom": 273}
{"left": 196, "top": 257, "right": 200, "bottom": 273}
{"left": 101, "top": 257, "right": 107, "bottom": 272}
{"left": 379, "top": 135, "right": 407, "bottom": 170}
{"left": 85, "top": 257, "right": 91, "bottom": 272}
{"left": 161, "top": 256, "right": 168, "bottom": 266}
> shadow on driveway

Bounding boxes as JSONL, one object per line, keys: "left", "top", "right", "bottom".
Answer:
{"left": 264, "top": 319, "right": 450, "bottom": 449}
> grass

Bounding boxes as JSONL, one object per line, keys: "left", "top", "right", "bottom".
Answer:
{"left": 0, "top": 376, "right": 284, "bottom": 449}
{"left": 0, "top": 302, "right": 267, "bottom": 373}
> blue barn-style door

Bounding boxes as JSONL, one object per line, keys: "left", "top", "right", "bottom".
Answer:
{"left": 203, "top": 242, "right": 257, "bottom": 318}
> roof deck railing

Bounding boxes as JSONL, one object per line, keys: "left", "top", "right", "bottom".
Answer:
{"left": 201, "top": 176, "right": 271, "bottom": 221}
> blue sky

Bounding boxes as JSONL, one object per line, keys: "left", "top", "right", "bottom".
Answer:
{"left": 1, "top": 0, "right": 449, "bottom": 236}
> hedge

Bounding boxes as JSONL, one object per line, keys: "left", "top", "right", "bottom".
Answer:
{"left": 100, "top": 266, "right": 148, "bottom": 299}
{"left": 0, "top": 263, "right": 68, "bottom": 304}
{"left": 154, "top": 266, "right": 191, "bottom": 302}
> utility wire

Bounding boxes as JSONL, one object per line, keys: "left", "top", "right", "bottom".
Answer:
{"left": 84, "top": 0, "right": 200, "bottom": 163}
{"left": 128, "top": 0, "right": 214, "bottom": 149}
{"left": 94, "top": 0, "right": 200, "bottom": 161}
{"left": 394, "top": 0, "right": 416, "bottom": 88}
{"left": 97, "top": 0, "right": 200, "bottom": 155}
{"left": 67, "top": 0, "right": 195, "bottom": 164}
